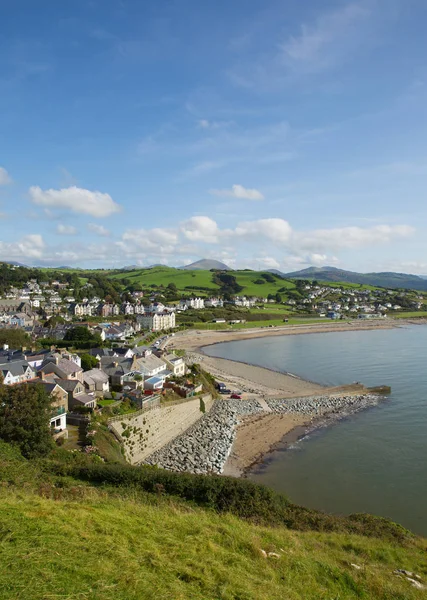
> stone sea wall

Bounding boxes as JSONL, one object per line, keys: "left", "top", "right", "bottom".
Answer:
{"left": 143, "top": 394, "right": 383, "bottom": 475}
{"left": 110, "top": 395, "right": 214, "bottom": 464}
{"left": 144, "top": 399, "right": 263, "bottom": 474}
{"left": 265, "top": 394, "right": 382, "bottom": 417}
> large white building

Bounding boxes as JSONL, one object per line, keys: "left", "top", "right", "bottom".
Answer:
{"left": 138, "top": 311, "right": 176, "bottom": 331}
{"left": 180, "top": 297, "right": 205, "bottom": 310}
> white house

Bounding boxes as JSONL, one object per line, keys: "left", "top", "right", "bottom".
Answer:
{"left": 180, "top": 297, "right": 205, "bottom": 310}
{"left": 138, "top": 312, "right": 176, "bottom": 331}
{"left": 0, "top": 360, "right": 36, "bottom": 385}
{"left": 163, "top": 354, "right": 186, "bottom": 376}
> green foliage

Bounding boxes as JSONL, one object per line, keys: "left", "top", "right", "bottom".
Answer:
{"left": 44, "top": 315, "right": 65, "bottom": 328}
{"left": 64, "top": 326, "right": 95, "bottom": 342}
{"left": 0, "top": 383, "right": 54, "bottom": 458}
{"left": 80, "top": 353, "right": 99, "bottom": 371}
{"left": 66, "top": 463, "right": 413, "bottom": 543}
{"left": 212, "top": 272, "right": 244, "bottom": 296}
{"left": 62, "top": 327, "right": 102, "bottom": 349}
{"left": 0, "top": 328, "right": 30, "bottom": 349}
{"left": 261, "top": 273, "right": 276, "bottom": 283}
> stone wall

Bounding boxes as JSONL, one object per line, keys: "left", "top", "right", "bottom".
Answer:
{"left": 109, "top": 395, "right": 214, "bottom": 464}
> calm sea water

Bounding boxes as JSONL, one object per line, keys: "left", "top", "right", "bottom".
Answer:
{"left": 205, "top": 326, "right": 427, "bottom": 536}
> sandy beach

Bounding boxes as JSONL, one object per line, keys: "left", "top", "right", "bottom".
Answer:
{"left": 165, "top": 320, "right": 393, "bottom": 476}
{"left": 169, "top": 318, "right": 396, "bottom": 353}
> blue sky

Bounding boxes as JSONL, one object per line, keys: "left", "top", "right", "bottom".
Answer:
{"left": 1, "top": 0, "right": 427, "bottom": 272}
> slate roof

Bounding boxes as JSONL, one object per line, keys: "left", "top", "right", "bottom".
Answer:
{"left": 0, "top": 360, "right": 35, "bottom": 378}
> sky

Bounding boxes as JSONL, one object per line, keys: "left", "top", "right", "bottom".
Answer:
{"left": 1, "top": 0, "right": 427, "bottom": 273}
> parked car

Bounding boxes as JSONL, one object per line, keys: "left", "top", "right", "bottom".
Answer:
{"left": 219, "top": 388, "right": 231, "bottom": 394}
{"left": 230, "top": 393, "right": 242, "bottom": 399}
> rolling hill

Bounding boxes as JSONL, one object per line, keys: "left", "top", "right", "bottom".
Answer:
{"left": 108, "top": 266, "right": 296, "bottom": 297}
{"left": 284, "top": 266, "right": 427, "bottom": 291}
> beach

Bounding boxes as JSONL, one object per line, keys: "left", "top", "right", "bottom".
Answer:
{"left": 165, "top": 320, "right": 393, "bottom": 476}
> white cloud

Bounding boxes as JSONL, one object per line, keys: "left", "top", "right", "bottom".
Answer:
{"left": 297, "top": 224, "right": 414, "bottom": 252}
{"left": 123, "top": 227, "right": 178, "bottom": 250}
{"left": 0, "top": 234, "right": 45, "bottom": 259}
{"left": 88, "top": 223, "right": 110, "bottom": 237}
{"left": 29, "top": 185, "right": 121, "bottom": 218}
{"left": 235, "top": 218, "right": 293, "bottom": 244}
{"left": 0, "top": 167, "right": 12, "bottom": 185}
{"left": 209, "top": 184, "right": 264, "bottom": 201}
{"left": 57, "top": 224, "right": 77, "bottom": 235}
{"left": 198, "top": 119, "right": 210, "bottom": 129}
{"left": 180, "top": 216, "right": 220, "bottom": 243}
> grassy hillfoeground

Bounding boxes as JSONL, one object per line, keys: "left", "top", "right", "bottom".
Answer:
{"left": 1, "top": 441, "right": 427, "bottom": 600}
{"left": 1, "top": 490, "right": 427, "bottom": 600}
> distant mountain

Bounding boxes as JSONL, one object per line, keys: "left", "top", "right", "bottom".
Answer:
{"left": 180, "top": 259, "right": 231, "bottom": 271}
{"left": 57, "top": 265, "right": 79, "bottom": 270}
{"left": 2, "top": 261, "right": 28, "bottom": 267}
{"left": 284, "top": 266, "right": 427, "bottom": 291}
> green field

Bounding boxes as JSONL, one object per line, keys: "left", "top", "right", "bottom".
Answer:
{"left": 108, "top": 266, "right": 297, "bottom": 297}
{"left": 190, "top": 318, "right": 330, "bottom": 330}
{"left": 392, "top": 311, "right": 427, "bottom": 319}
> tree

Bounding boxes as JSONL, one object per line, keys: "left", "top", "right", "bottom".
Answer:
{"left": 81, "top": 353, "right": 99, "bottom": 371}
{"left": 167, "top": 283, "right": 177, "bottom": 292}
{"left": 275, "top": 293, "right": 282, "bottom": 304}
{"left": 64, "top": 326, "right": 93, "bottom": 342}
{"left": 0, "top": 328, "right": 30, "bottom": 349}
{"left": 0, "top": 384, "right": 54, "bottom": 458}
{"left": 44, "top": 315, "right": 65, "bottom": 328}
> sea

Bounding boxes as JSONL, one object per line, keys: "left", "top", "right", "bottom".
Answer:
{"left": 204, "top": 325, "right": 427, "bottom": 536}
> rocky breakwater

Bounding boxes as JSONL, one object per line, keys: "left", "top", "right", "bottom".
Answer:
{"left": 144, "top": 399, "right": 263, "bottom": 475}
{"left": 266, "top": 393, "right": 383, "bottom": 421}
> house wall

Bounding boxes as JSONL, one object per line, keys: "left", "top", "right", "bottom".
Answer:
{"left": 110, "top": 394, "right": 214, "bottom": 464}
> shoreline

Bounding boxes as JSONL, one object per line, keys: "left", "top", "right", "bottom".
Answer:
{"left": 166, "top": 320, "right": 397, "bottom": 477}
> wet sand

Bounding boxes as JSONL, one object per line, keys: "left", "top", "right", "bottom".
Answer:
{"left": 223, "top": 412, "right": 310, "bottom": 477}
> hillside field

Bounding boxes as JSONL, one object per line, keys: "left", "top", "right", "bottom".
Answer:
{"left": 108, "top": 266, "right": 297, "bottom": 297}
{"left": 0, "top": 442, "right": 426, "bottom": 600}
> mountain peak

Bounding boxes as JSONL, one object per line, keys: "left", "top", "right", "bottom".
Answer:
{"left": 180, "top": 259, "right": 231, "bottom": 271}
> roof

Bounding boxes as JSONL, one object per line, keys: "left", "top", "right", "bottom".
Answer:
{"left": 83, "top": 369, "right": 109, "bottom": 385}
{"left": 135, "top": 354, "right": 166, "bottom": 374}
{"left": 144, "top": 376, "right": 163, "bottom": 385}
{"left": 89, "top": 348, "right": 116, "bottom": 357}
{"left": 164, "top": 354, "right": 183, "bottom": 365}
{"left": 52, "top": 379, "right": 82, "bottom": 392}
{"left": 0, "top": 360, "right": 34, "bottom": 377}
{"left": 100, "top": 357, "right": 134, "bottom": 377}
{"left": 40, "top": 358, "right": 83, "bottom": 376}
{"left": 71, "top": 393, "right": 96, "bottom": 406}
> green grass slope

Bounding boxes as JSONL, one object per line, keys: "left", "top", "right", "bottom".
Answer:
{"left": 108, "top": 266, "right": 297, "bottom": 297}
{"left": 2, "top": 490, "right": 426, "bottom": 600}
{"left": 1, "top": 442, "right": 426, "bottom": 600}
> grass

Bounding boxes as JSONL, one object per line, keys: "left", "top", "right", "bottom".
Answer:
{"left": 0, "top": 441, "right": 426, "bottom": 599}
{"left": 97, "top": 399, "right": 118, "bottom": 407}
{"left": 107, "top": 266, "right": 298, "bottom": 298}
{"left": 0, "top": 489, "right": 426, "bottom": 600}
{"left": 392, "top": 311, "right": 427, "bottom": 319}
{"left": 189, "top": 318, "right": 333, "bottom": 330}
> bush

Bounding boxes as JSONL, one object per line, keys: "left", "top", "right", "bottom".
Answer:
{"left": 64, "top": 463, "right": 414, "bottom": 543}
